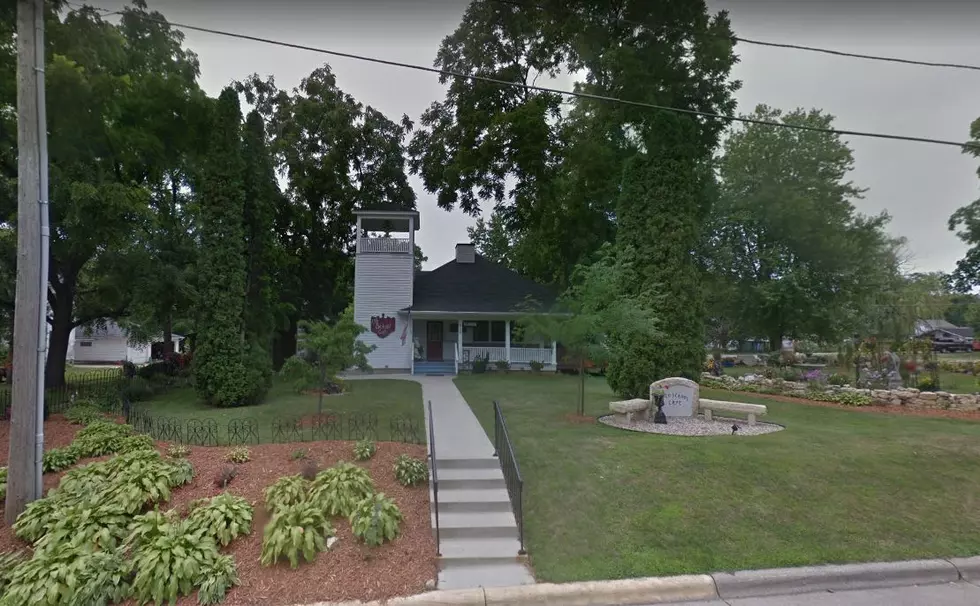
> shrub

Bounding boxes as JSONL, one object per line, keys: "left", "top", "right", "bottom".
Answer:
{"left": 42, "top": 446, "right": 79, "bottom": 473}
{"left": 309, "top": 462, "right": 375, "bottom": 517}
{"left": 827, "top": 373, "right": 850, "bottom": 386}
{"left": 131, "top": 521, "right": 222, "bottom": 606}
{"left": 349, "top": 493, "right": 403, "bottom": 547}
{"left": 471, "top": 354, "right": 489, "bottom": 374}
{"left": 494, "top": 360, "right": 510, "bottom": 372}
{"left": 353, "top": 439, "right": 376, "bottom": 461}
{"left": 779, "top": 367, "right": 801, "bottom": 382}
{"left": 263, "top": 476, "right": 309, "bottom": 512}
{"left": 290, "top": 448, "right": 308, "bottom": 461}
{"left": 918, "top": 376, "right": 938, "bottom": 392}
{"left": 214, "top": 465, "right": 237, "bottom": 489}
{"left": 1, "top": 545, "right": 132, "bottom": 606}
{"left": 225, "top": 446, "right": 251, "bottom": 463}
{"left": 279, "top": 355, "right": 319, "bottom": 393}
{"left": 260, "top": 501, "right": 334, "bottom": 568}
{"left": 187, "top": 493, "right": 253, "bottom": 547}
{"left": 529, "top": 360, "right": 544, "bottom": 372}
{"left": 166, "top": 444, "right": 192, "bottom": 458}
{"left": 394, "top": 455, "right": 428, "bottom": 487}
{"left": 197, "top": 554, "right": 239, "bottom": 606}
{"left": 120, "top": 377, "right": 156, "bottom": 402}
{"left": 71, "top": 420, "right": 135, "bottom": 458}
{"left": 63, "top": 404, "right": 105, "bottom": 425}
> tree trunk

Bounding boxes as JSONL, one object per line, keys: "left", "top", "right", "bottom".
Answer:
{"left": 578, "top": 356, "right": 586, "bottom": 416}
{"left": 162, "top": 313, "right": 174, "bottom": 357}
{"left": 768, "top": 329, "right": 782, "bottom": 356}
{"left": 45, "top": 307, "right": 72, "bottom": 389}
{"left": 272, "top": 318, "right": 298, "bottom": 370}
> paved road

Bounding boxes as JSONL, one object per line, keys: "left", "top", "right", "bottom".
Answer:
{"left": 647, "top": 581, "right": 980, "bottom": 605}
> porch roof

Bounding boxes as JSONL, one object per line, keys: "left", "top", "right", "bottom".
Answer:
{"left": 410, "top": 254, "right": 557, "bottom": 314}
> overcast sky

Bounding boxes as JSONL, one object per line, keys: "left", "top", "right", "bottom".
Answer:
{"left": 102, "top": 0, "right": 980, "bottom": 273}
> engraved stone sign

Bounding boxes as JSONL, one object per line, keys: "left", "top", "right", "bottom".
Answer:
{"left": 650, "top": 377, "right": 699, "bottom": 418}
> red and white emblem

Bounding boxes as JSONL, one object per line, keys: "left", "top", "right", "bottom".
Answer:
{"left": 370, "top": 314, "right": 396, "bottom": 339}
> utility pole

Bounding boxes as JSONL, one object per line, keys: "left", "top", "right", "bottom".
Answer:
{"left": 6, "top": 0, "right": 47, "bottom": 524}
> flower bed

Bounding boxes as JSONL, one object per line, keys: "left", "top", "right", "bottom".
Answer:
{"left": 701, "top": 373, "right": 980, "bottom": 411}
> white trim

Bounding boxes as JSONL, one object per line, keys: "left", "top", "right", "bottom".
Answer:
{"left": 505, "top": 319, "right": 511, "bottom": 364}
{"left": 409, "top": 310, "right": 567, "bottom": 319}
{"left": 552, "top": 340, "right": 557, "bottom": 365}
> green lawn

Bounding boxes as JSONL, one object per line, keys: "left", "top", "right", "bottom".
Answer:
{"left": 455, "top": 373, "right": 980, "bottom": 583}
{"left": 140, "top": 379, "right": 424, "bottom": 443}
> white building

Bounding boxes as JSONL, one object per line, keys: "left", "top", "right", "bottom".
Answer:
{"left": 65, "top": 321, "right": 183, "bottom": 365}
{"left": 352, "top": 208, "right": 558, "bottom": 375}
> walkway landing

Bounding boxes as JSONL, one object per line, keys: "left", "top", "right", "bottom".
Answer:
{"left": 343, "top": 373, "right": 534, "bottom": 589}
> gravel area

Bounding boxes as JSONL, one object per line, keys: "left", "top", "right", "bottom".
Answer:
{"left": 598, "top": 413, "right": 784, "bottom": 437}
{"left": 0, "top": 423, "right": 436, "bottom": 605}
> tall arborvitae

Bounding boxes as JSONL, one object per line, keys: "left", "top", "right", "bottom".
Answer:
{"left": 193, "top": 87, "right": 257, "bottom": 406}
{"left": 241, "top": 110, "right": 278, "bottom": 385}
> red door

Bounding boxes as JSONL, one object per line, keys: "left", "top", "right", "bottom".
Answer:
{"left": 426, "top": 322, "right": 443, "bottom": 361}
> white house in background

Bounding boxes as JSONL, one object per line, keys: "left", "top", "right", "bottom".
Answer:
{"left": 65, "top": 320, "right": 183, "bottom": 365}
{"left": 353, "top": 208, "right": 559, "bottom": 376}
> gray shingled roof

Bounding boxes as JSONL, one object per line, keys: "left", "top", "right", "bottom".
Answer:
{"left": 410, "top": 255, "right": 557, "bottom": 313}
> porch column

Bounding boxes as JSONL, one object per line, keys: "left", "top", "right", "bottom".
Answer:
{"left": 505, "top": 320, "right": 511, "bottom": 364}
{"left": 551, "top": 340, "right": 557, "bottom": 367}
{"left": 458, "top": 319, "right": 463, "bottom": 362}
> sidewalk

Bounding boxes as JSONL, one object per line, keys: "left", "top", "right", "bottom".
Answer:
{"left": 650, "top": 581, "right": 980, "bottom": 605}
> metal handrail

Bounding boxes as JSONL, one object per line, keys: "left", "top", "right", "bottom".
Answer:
{"left": 492, "top": 400, "right": 525, "bottom": 554}
{"left": 427, "top": 400, "right": 441, "bottom": 555}
{"left": 454, "top": 342, "right": 459, "bottom": 375}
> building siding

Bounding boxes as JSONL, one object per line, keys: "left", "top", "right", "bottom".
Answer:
{"left": 354, "top": 252, "right": 414, "bottom": 371}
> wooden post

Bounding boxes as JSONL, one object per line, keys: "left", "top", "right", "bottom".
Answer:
{"left": 7, "top": 0, "right": 43, "bottom": 523}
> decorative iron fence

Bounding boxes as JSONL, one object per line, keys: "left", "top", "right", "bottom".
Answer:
{"left": 126, "top": 404, "right": 425, "bottom": 446}
{"left": 492, "top": 400, "right": 525, "bottom": 555}
{"left": 0, "top": 368, "right": 126, "bottom": 419}
{"left": 427, "top": 400, "right": 440, "bottom": 555}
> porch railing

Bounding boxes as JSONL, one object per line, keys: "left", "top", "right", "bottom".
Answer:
{"left": 492, "top": 400, "right": 525, "bottom": 555}
{"left": 464, "top": 345, "right": 553, "bottom": 365}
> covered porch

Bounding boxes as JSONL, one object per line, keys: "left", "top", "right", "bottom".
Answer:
{"left": 411, "top": 313, "right": 557, "bottom": 374}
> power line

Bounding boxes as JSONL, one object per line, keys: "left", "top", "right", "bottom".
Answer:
{"left": 492, "top": 0, "right": 980, "bottom": 72}
{"left": 68, "top": 2, "right": 978, "bottom": 151}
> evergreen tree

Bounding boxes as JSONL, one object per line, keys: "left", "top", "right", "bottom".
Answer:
{"left": 193, "top": 87, "right": 262, "bottom": 406}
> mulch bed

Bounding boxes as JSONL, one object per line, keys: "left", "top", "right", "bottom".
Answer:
{"left": 0, "top": 416, "right": 437, "bottom": 605}
{"left": 729, "top": 391, "right": 980, "bottom": 421}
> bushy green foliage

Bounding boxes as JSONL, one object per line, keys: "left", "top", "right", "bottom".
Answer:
{"left": 225, "top": 446, "right": 251, "bottom": 463}
{"left": 197, "top": 554, "right": 240, "bottom": 606}
{"left": 130, "top": 521, "right": 222, "bottom": 606}
{"left": 166, "top": 444, "right": 191, "bottom": 458}
{"left": 263, "top": 476, "right": 309, "bottom": 512}
{"left": 120, "top": 377, "right": 156, "bottom": 403}
{"left": 126, "top": 508, "right": 181, "bottom": 549}
{"left": 290, "top": 447, "right": 308, "bottom": 460}
{"left": 63, "top": 404, "right": 105, "bottom": 425}
{"left": 828, "top": 373, "right": 851, "bottom": 386}
{"left": 32, "top": 496, "right": 131, "bottom": 554}
{"left": 188, "top": 493, "right": 253, "bottom": 546}
{"left": 0, "top": 466, "right": 6, "bottom": 501}
{"left": 278, "top": 355, "right": 319, "bottom": 393}
{"left": 349, "top": 493, "right": 403, "bottom": 547}
{"left": 42, "top": 446, "right": 80, "bottom": 473}
{"left": 393, "top": 455, "right": 428, "bottom": 487}
{"left": 309, "top": 462, "right": 376, "bottom": 517}
{"left": 260, "top": 501, "right": 334, "bottom": 568}
{"left": 804, "top": 389, "right": 873, "bottom": 407}
{"left": 116, "top": 433, "right": 156, "bottom": 454}
{"left": 71, "top": 421, "right": 135, "bottom": 458}
{"left": 13, "top": 496, "right": 62, "bottom": 543}
{"left": 0, "top": 551, "right": 25, "bottom": 596}
{"left": 353, "top": 439, "right": 376, "bottom": 461}
{"left": 0, "top": 545, "right": 132, "bottom": 606}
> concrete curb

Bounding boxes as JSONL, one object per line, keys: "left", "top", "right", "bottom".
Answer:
{"left": 299, "top": 557, "right": 979, "bottom": 606}
{"left": 711, "top": 558, "right": 959, "bottom": 600}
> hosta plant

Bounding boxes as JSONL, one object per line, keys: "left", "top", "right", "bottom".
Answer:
{"left": 13, "top": 494, "right": 62, "bottom": 543}
{"left": 394, "top": 454, "right": 428, "bottom": 487}
{"left": 116, "top": 433, "right": 156, "bottom": 454}
{"left": 42, "top": 446, "right": 79, "bottom": 473}
{"left": 126, "top": 508, "right": 181, "bottom": 549}
{"left": 260, "top": 501, "right": 334, "bottom": 568}
{"left": 166, "top": 444, "right": 192, "bottom": 458}
{"left": 0, "top": 544, "right": 133, "bottom": 606}
{"left": 225, "top": 446, "right": 251, "bottom": 463}
{"left": 32, "top": 495, "right": 131, "bottom": 554}
{"left": 63, "top": 404, "right": 105, "bottom": 425}
{"left": 131, "top": 520, "right": 222, "bottom": 606}
{"left": 71, "top": 420, "right": 135, "bottom": 457}
{"left": 263, "top": 475, "right": 309, "bottom": 512}
{"left": 197, "top": 554, "right": 239, "bottom": 606}
{"left": 353, "top": 439, "right": 376, "bottom": 461}
{"left": 309, "top": 462, "right": 375, "bottom": 517}
{"left": 350, "top": 493, "right": 403, "bottom": 547}
{"left": 0, "top": 466, "right": 6, "bottom": 500}
{"left": 187, "top": 493, "right": 253, "bottom": 547}
{"left": 0, "top": 551, "right": 25, "bottom": 596}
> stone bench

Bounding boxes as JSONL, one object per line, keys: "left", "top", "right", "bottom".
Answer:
{"left": 609, "top": 398, "right": 650, "bottom": 422}
{"left": 700, "top": 399, "right": 768, "bottom": 426}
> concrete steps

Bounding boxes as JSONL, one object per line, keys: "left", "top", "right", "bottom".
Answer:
{"left": 433, "top": 455, "right": 534, "bottom": 590}
{"left": 413, "top": 361, "right": 456, "bottom": 376}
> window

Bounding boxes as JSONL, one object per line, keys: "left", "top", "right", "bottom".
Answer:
{"left": 491, "top": 321, "right": 506, "bottom": 343}
{"left": 79, "top": 341, "right": 93, "bottom": 348}
{"left": 473, "top": 321, "right": 489, "bottom": 342}
{"left": 449, "top": 322, "right": 458, "bottom": 333}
